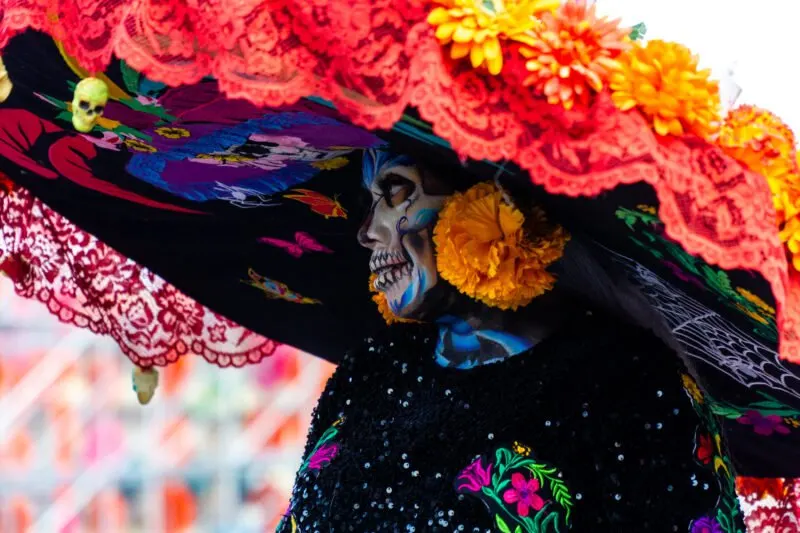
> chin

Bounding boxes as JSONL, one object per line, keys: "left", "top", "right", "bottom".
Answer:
{"left": 373, "top": 264, "right": 431, "bottom": 319}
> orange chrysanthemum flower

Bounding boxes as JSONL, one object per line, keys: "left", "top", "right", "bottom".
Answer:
{"left": 718, "top": 106, "right": 799, "bottom": 214}
{"left": 520, "top": 0, "right": 630, "bottom": 110}
{"left": 369, "top": 274, "right": 418, "bottom": 325}
{"left": 433, "top": 182, "right": 569, "bottom": 310}
{"left": 717, "top": 106, "right": 800, "bottom": 272}
{"left": 610, "top": 40, "right": 721, "bottom": 139}
{"left": 428, "top": 0, "right": 558, "bottom": 75}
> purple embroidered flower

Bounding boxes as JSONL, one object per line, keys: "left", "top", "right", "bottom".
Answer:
{"left": 690, "top": 515, "right": 723, "bottom": 533}
{"left": 502, "top": 473, "right": 545, "bottom": 517}
{"left": 456, "top": 457, "right": 493, "bottom": 492}
{"left": 736, "top": 410, "right": 791, "bottom": 436}
{"left": 307, "top": 443, "right": 339, "bottom": 470}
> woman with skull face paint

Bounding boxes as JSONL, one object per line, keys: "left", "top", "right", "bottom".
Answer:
{"left": 279, "top": 149, "right": 744, "bottom": 532}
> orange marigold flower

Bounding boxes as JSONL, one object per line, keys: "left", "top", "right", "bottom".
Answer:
{"left": 428, "top": 0, "right": 558, "bottom": 75}
{"left": 520, "top": 0, "right": 630, "bottom": 110}
{"left": 610, "top": 40, "right": 721, "bottom": 139}
{"left": 780, "top": 201, "right": 800, "bottom": 272}
{"left": 369, "top": 274, "right": 418, "bottom": 325}
{"left": 717, "top": 106, "right": 800, "bottom": 272}
{"left": 718, "top": 106, "right": 799, "bottom": 216}
{"left": 433, "top": 182, "right": 569, "bottom": 310}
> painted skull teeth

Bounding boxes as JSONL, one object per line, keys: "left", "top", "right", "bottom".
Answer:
{"left": 369, "top": 251, "right": 407, "bottom": 273}
{"left": 374, "top": 263, "right": 412, "bottom": 291}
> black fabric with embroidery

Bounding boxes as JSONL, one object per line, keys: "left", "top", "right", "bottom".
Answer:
{"left": 278, "top": 312, "right": 745, "bottom": 533}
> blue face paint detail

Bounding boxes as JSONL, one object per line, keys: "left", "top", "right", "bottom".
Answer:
{"left": 411, "top": 208, "right": 438, "bottom": 231}
{"left": 362, "top": 149, "right": 415, "bottom": 189}
{"left": 474, "top": 330, "right": 534, "bottom": 355}
{"left": 434, "top": 315, "right": 535, "bottom": 369}
{"left": 393, "top": 267, "right": 428, "bottom": 314}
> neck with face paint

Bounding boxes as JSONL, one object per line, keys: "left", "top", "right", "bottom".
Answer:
{"left": 432, "top": 289, "right": 576, "bottom": 369}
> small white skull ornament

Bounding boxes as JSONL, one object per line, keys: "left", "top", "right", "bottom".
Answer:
{"left": 71, "top": 77, "right": 109, "bottom": 132}
{"left": 0, "top": 55, "right": 12, "bottom": 103}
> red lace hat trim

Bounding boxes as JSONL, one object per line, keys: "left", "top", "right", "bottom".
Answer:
{"left": 0, "top": 0, "right": 797, "bottom": 362}
{"left": 0, "top": 185, "right": 278, "bottom": 368}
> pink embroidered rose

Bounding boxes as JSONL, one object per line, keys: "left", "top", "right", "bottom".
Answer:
{"left": 503, "top": 473, "right": 545, "bottom": 517}
{"left": 456, "top": 457, "right": 493, "bottom": 492}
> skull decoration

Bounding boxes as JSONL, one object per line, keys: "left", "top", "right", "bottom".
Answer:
{"left": 71, "top": 77, "right": 109, "bottom": 132}
{"left": 0, "top": 55, "right": 11, "bottom": 103}
{"left": 132, "top": 366, "right": 159, "bottom": 405}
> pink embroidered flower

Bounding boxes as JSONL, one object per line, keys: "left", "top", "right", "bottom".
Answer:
{"left": 456, "top": 457, "right": 492, "bottom": 492}
{"left": 308, "top": 443, "right": 339, "bottom": 471}
{"left": 502, "top": 473, "right": 545, "bottom": 517}
{"left": 737, "top": 410, "right": 791, "bottom": 436}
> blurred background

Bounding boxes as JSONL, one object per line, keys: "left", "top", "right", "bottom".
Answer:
{"left": 0, "top": 276, "right": 334, "bottom": 533}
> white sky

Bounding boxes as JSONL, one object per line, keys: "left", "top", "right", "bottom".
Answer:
{"left": 596, "top": 0, "right": 800, "bottom": 140}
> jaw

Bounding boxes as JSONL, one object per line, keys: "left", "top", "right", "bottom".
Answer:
{"left": 383, "top": 267, "right": 414, "bottom": 314}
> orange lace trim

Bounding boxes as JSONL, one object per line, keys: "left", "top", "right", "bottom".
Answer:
{"left": 0, "top": 0, "right": 797, "bottom": 361}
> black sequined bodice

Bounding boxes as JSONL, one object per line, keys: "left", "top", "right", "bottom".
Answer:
{"left": 278, "top": 313, "right": 744, "bottom": 532}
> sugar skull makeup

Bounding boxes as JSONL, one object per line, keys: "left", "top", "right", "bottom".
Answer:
{"left": 358, "top": 150, "right": 454, "bottom": 319}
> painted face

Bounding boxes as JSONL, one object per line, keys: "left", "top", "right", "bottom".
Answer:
{"left": 358, "top": 150, "right": 453, "bottom": 319}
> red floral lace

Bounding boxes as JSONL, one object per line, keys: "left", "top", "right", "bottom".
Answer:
{"left": 738, "top": 477, "right": 800, "bottom": 532}
{"left": 0, "top": 0, "right": 797, "bottom": 364}
{"left": 0, "top": 185, "right": 278, "bottom": 368}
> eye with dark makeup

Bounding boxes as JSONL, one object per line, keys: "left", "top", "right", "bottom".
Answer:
{"left": 378, "top": 173, "right": 415, "bottom": 207}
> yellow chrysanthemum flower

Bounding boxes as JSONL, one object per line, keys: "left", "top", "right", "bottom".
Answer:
{"left": 610, "top": 40, "right": 721, "bottom": 139}
{"left": 428, "top": 0, "right": 558, "bottom": 75}
{"left": 433, "top": 182, "right": 569, "bottom": 310}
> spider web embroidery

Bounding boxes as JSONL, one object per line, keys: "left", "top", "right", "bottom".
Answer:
{"left": 609, "top": 250, "right": 800, "bottom": 401}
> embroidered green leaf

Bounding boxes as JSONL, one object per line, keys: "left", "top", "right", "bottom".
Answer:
{"left": 56, "top": 111, "right": 74, "bottom": 123}
{"left": 496, "top": 515, "right": 512, "bottom": 533}
{"left": 496, "top": 479, "right": 511, "bottom": 494}
{"left": 527, "top": 464, "right": 574, "bottom": 523}
{"left": 614, "top": 207, "right": 659, "bottom": 230}
{"left": 496, "top": 448, "right": 514, "bottom": 467}
{"left": 629, "top": 22, "right": 647, "bottom": 41}
{"left": 514, "top": 527, "right": 522, "bottom": 533}
{"left": 120, "top": 61, "right": 142, "bottom": 94}
{"left": 540, "top": 511, "right": 560, "bottom": 532}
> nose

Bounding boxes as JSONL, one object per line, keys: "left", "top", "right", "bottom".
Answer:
{"left": 357, "top": 210, "right": 378, "bottom": 249}
{"left": 357, "top": 208, "right": 392, "bottom": 250}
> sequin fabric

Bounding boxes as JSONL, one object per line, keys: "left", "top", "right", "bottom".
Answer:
{"left": 279, "top": 312, "right": 744, "bottom": 532}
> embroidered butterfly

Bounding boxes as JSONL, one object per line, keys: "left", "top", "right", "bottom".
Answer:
{"left": 284, "top": 189, "right": 347, "bottom": 219}
{"left": 259, "top": 232, "right": 333, "bottom": 258}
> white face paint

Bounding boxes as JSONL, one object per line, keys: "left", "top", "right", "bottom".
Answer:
{"left": 358, "top": 152, "right": 451, "bottom": 319}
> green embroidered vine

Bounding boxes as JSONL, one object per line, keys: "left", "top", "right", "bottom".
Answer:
{"left": 681, "top": 375, "right": 746, "bottom": 533}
